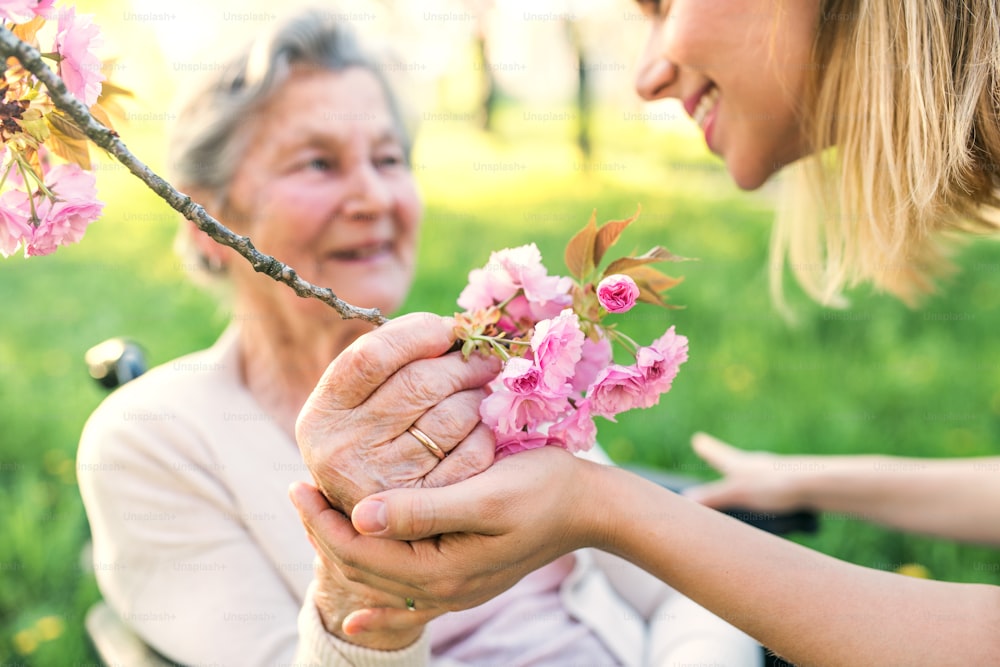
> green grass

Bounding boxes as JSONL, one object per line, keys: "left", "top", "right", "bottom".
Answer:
{"left": 2, "top": 106, "right": 999, "bottom": 664}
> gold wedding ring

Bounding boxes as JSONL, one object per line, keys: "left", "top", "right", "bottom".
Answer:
{"left": 407, "top": 425, "right": 445, "bottom": 460}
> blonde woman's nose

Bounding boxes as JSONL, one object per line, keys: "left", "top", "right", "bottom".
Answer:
{"left": 635, "top": 56, "right": 678, "bottom": 101}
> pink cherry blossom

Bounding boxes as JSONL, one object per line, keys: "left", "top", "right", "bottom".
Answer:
{"left": 55, "top": 7, "right": 105, "bottom": 107}
{"left": 457, "top": 243, "right": 572, "bottom": 322}
{"left": 480, "top": 388, "right": 569, "bottom": 437}
{"left": 481, "top": 357, "right": 571, "bottom": 436}
{"left": 33, "top": 0, "right": 55, "bottom": 17}
{"left": 504, "top": 282, "right": 572, "bottom": 323}
{"left": 500, "top": 356, "right": 546, "bottom": 394}
{"left": 457, "top": 265, "right": 516, "bottom": 311}
{"left": 530, "top": 309, "right": 585, "bottom": 388}
{"left": 571, "top": 335, "right": 613, "bottom": 393}
{"left": 586, "top": 363, "right": 646, "bottom": 420}
{"left": 495, "top": 430, "right": 557, "bottom": 460}
{"left": 455, "top": 233, "right": 688, "bottom": 459}
{"left": 0, "top": 0, "right": 48, "bottom": 22}
{"left": 492, "top": 243, "right": 545, "bottom": 283}
{"left": 0, "top": 193, "right": 32, "bottom": 257}
{"left": 636, "top": 326, "right": 689, "bottom": 394}
{"left": 23, "top": 164, "right": 103, "bottom": 256}
{"left": 597, "top": 274, "right": 640, "bottom": 313}
{"left": 547, "top": 401, "right": 597, "bottom": 453}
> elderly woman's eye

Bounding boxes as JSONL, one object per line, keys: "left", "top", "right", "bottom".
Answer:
{"left": 308, "top": 157, "right": 333, "bottom": 171}
{"left": 375, "top": 153, "right": 405, "bottom": 169}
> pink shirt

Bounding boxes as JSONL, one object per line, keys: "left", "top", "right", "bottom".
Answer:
{"left": 430, "top": 555, "right": 619, "bottom": 665}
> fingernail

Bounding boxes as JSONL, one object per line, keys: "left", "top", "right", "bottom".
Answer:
{"left": 288, "top": 482, "right": 303, "bottom": 509}
{"left": 342, "top": 610, "right": 367, "bottom": 635}
{"left": 353, "top": 499, "right": 387, "bottom": 534}
{"left": 681, "top": 487, "right": 703, "bottom": 501}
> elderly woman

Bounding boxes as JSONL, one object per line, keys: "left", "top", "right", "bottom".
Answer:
{"left": 77, "top": 8, "right": 759, "bottom": 667}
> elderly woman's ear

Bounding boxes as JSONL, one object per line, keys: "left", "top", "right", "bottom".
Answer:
{"left": 180, "top": 186, "right": 237, "bottom": 276}
{"left": 187, "top": 219, "right": 233, "bottom": 275}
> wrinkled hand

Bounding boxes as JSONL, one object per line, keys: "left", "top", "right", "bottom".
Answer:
{"left": 682, "top": 432, "right": 813, "bottom": 512}
{"left": 295, "top": 312, "right": 501, "bottom": 514}
{"left": 307, "top": 527, "right": 433, "bottom": 649}
{"left": 288, "top": 447, "right": 601, "bottom": 634}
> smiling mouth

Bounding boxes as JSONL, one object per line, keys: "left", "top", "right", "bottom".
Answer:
{"left": 328, "top": 241, "right": 393, "bottom": 261}
{"left": 691, "top": 84, "right": 719, "bottom": 130}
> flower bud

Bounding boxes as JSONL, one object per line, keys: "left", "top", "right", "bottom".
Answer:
{"left": 596, "top": 274, "right": 639, "bottom": 313}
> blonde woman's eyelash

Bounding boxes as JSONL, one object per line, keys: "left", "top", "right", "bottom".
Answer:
{"left": 636, "top": 0, "right": 665, "bottom": 19}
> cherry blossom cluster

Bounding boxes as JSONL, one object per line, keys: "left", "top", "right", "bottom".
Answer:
{"left": 454, "top": 209, "right": 689, "bottom": 458}
{"left": 0, "top": 0, "right": 111, "bottom": 257}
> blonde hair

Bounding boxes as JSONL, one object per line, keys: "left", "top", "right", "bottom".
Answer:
{"left": 771, "top": 0, "right": 1000, "bottom": 308}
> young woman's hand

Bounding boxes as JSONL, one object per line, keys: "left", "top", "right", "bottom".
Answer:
{"left": 289, "top": 447, "right": 607, "bottom": 631}
{"left": 682, "top": 432, "right": 816, "bottom": 512}
{"left": 295, "top": 312, "right": 501, "bottom": 514}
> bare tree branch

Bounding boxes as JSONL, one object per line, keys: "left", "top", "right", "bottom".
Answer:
{"left": 0, "top": 27, "right": 389, "bottom": 326}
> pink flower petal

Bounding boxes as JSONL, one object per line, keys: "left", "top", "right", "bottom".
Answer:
{"left": 56, "top": 7, "right": 105, "bottom": 107}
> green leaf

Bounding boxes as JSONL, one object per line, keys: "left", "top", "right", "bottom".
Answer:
{"left": 564, "top": 209, "right": 598, "bottom": 281}
{"left": 593, "top": 204, "right": 640, "bottom": 268}
{"left": 19, "top": 116, "right": 49, "bottom": 143}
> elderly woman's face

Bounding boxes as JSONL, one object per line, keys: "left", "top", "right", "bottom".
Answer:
{"left": 225, "top": 66, "right": 421, "bottom": 316}
{"left": 633, "top": 0, "right": 822, "bottom": 190}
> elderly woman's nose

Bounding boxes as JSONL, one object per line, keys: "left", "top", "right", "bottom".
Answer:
{"left": 343, "top": 163, "right": 392, "bottom": 214}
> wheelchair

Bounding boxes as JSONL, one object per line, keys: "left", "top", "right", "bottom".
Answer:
{"left": 83, "top": 337, "right": 812, "bottom": 667}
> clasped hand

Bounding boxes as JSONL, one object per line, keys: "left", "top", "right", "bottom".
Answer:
{"left": 295, "top": 312, "right": 500, "bottom": 514}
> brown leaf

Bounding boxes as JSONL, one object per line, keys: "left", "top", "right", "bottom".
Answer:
{"left": 97, "top": 97, "right": 129, "bottom": 125}
{"left": 12, "top": 16, "right": 46, "bottom": 45}
{"left": 564, "top": 209, "right": 598, "bottom": 281}
{"left": 98, "top": 79, "right": 135, "bottom": 101}
{"left": 47, "top": 110, "right": 88, "bottom": 139}
{"left": 623, "top": 264, "right": 684, "bottom": 308}
{"left": 46, "top": 111, "right": 91, "bottom": 169}
{"left": 636, "top": 284, "right": 668, "bottom": 307}
{"left": 625, "top": 264, "right": 684, "bottom": 292}
{"left": 593, "top": 204, "right": 640, "bottom": 268}
{"left": 604, "top": 246, "right": 689, "bottom": 276}
{"left": 88, "top": 104, "right": 116, "bottom": 132}
{"left": 94, "top": 65, "right": 135, "bottom": 130}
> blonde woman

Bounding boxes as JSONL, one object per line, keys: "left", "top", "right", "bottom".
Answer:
{"left": 291, "top": 0, "right": 1000, "bottom": 664}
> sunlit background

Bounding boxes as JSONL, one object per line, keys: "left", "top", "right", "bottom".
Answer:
{"left": 2, "top": 1, "right": 999, "bottom": 664}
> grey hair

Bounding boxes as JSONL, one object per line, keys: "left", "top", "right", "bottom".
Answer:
{"left": 170, "top": 8, "right": 413, "bottom": 282}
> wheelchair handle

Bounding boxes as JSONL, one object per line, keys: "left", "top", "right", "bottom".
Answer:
{"left": 85, "top": 337, "right": 148, "bottom": 390}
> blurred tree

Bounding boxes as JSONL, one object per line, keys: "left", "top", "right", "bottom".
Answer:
{"left": 464, "top": 0, "right": 498, "bottom": 132}
{"left": 565, "top": 16, "right": 591, "bottom": 159}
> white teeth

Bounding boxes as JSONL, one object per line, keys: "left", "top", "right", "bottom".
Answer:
{"left": 691, "top": 86, "right": 720, "bottom": 128}
{"left": 333, "top": 242, "right": 389, "bottom": 260}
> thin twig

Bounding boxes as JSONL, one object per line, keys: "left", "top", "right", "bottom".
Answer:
{"left": 0, "top": 27, "right": 388, "bottom": 326}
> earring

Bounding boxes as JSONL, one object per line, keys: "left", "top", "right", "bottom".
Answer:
{"left": 205, "top": 255, "right": 226, "bottom": 274}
